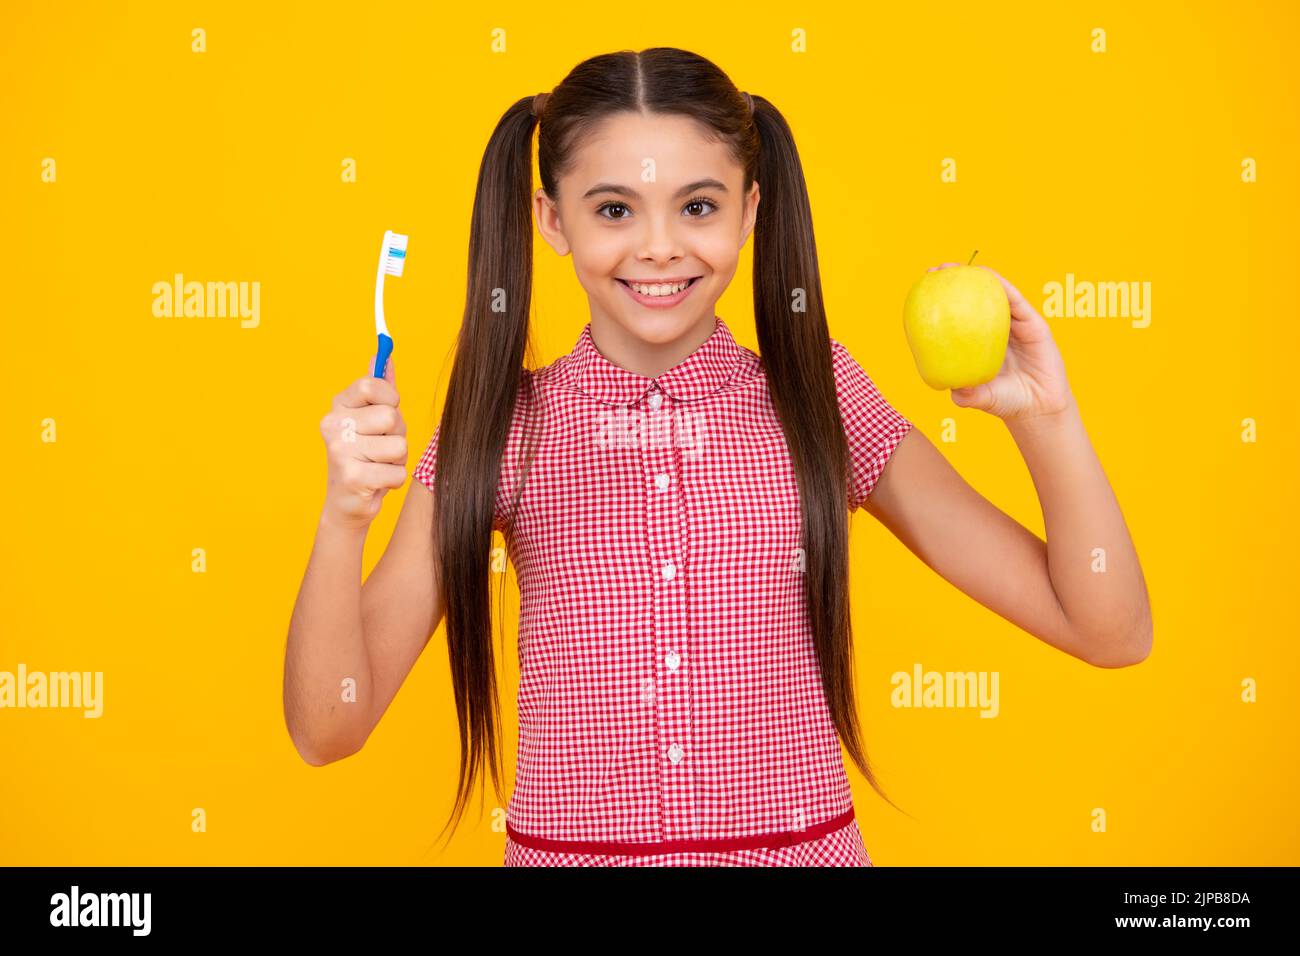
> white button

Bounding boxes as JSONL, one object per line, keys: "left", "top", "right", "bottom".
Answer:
{"left": 661, "top": 561, "right": 676, "bottom": 581}
{"left": 665, "top": 650, "right": 680, "bottom": 673}
{"left": 647, "top": 392, "right": 663, "bottom": 411}
{"left": 667, "top": 743, "right": 683, "bottom": 764}
{"left": 641, "top": 677, "right": 655, "bottom": 704}
{"left": 654, "top": 473, "right": 670, "bottom": 491}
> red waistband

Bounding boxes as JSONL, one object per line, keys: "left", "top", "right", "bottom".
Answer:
{"left": 505, "top": 806, "right": 855, "bottom": 856}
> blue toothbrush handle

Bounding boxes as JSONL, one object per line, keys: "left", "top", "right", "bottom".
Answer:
{"left": 373, "top": 332, "right": 394, "bottom": 378}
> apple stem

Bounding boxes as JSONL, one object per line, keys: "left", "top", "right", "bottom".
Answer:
{"left": 968, "top": 250, "right": 979, "bottom": 265}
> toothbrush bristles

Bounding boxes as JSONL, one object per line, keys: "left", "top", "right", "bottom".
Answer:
{"left": 384, "top": 232, "right": 408, "bottom": 277}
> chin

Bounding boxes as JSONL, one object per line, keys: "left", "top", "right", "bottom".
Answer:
{"left": 615, "top": 312, "right": 707, "bottom": 345}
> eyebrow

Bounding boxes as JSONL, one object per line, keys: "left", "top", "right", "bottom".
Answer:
{"left": 581, "top": 177, "right": 729, "bottom": 201}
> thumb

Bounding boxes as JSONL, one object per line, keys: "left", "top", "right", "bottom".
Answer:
{"left": 383, "top": 355, "right": 395, "bottom": 384}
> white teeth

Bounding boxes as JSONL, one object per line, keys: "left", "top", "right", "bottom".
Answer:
{"left": 627, "top": 279, "right": 691, "bottom": 296}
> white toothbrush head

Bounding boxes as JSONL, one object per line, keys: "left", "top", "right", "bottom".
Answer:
{"left": 375, "top": 229, "right": 409, "bottom": 339}
{"left": 382, "top": 230, "right": 408, "bottom": 277}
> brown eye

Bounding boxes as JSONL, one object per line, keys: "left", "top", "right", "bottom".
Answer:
{"left": 683, "top": 196, "right": 720, "bottom": 218}
{"left": 596, "top": 202, "right": 630, "bottom": 220}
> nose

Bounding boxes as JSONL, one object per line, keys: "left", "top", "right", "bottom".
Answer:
{"left": 636, "top": 212, "right": 687, "bottom": 265}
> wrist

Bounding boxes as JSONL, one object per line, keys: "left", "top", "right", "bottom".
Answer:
{"left": 1003, "top": 393, "right": 1081, "bottom": 440}
{"left": 318, "top": 506, "right": 371, "bottom": 539}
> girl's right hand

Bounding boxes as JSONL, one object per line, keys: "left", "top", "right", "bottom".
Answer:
{"left": 318, "top": 357, "right": 409, "bottom": 530}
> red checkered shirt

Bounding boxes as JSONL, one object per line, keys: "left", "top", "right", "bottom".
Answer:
{"left": 411, "top": 315, "right": 913, "bottom": 866}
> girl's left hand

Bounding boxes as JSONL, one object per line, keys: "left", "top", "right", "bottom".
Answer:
{"left": 928, "top": 262, "right": 1074, "bottom": 422}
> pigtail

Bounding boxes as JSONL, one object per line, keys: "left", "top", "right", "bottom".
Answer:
{"left": 430, "top": 95, "right": 540, "bottom": 850}
{"left": 749, "top": 94, "right": 907, "bottom": 817}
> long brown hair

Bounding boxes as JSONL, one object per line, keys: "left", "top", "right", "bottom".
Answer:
{"left": 430, "top": 46, "right": 905, "bottom": 852}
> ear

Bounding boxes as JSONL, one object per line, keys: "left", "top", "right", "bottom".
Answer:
{"left": 533, "top": 186, "right": 570, "bottom": 256}
{"left": 741, "top": 179, "right": 760, "bottom": 246}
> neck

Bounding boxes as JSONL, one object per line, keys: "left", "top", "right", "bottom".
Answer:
{"left": 588, "top": 314, "right": 719, "bottom": 379}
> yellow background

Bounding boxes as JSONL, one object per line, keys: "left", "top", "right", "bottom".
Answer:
{"left": 2, "top": 0, "right": 1296, "bottom": 865}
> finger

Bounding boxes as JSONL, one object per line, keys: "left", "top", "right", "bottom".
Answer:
{"left": 355, "top": 461, "right": 409, "bottom": 490}
{"left": 951, "top": 382, "right": 992, "bottom": 410}
{"left": 338, "top": 372, "right": 400, "bottom": 410}
{"left": 356, "top": 433, "right": 408, "bottom": 465}
{"left": 330, "top": 403, "right": 404, "bottom": 439}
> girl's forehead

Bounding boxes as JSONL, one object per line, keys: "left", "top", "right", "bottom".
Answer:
{"left": 560, "top": 113, "right": 742, "bottom": 192}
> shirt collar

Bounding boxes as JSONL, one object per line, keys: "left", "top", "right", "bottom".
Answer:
{"left": 566, "top": 315, "right": 751, "bottom": 406}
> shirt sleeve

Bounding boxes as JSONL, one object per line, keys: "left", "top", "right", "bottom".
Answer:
{"left": 830, "top": 338, "right": 913, "bottom": 510}
{"left": 411, "top": 423, "right": 439, "bottom": 492}
{"left": 409, "top": 369, "right": 534, "bottom": 532}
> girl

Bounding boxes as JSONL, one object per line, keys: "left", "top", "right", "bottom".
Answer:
{"left": 284, "top": 47, "right": 1152, "bottom": 867}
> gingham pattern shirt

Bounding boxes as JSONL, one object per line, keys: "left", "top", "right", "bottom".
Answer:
{"left": 411, "top": 315, "right": 913, "bottom": 866}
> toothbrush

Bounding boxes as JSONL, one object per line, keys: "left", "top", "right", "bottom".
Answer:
{"left": 373, "top": 230, "right": 408, "bottom": 377}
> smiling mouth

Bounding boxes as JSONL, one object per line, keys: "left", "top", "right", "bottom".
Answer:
{"left": 616, "top": 276, "right": 703, "bottom": 289}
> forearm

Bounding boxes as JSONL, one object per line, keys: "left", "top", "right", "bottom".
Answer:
{"left": 1005, "top": 395, "right": 1152, "bottom": 666}
{"left": 283, "top": 511, "right": 377, "bottom": 763}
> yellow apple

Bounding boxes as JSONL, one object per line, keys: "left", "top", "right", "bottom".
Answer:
{"left": 902, "top": 265, "right": 1010, "bottom": 389}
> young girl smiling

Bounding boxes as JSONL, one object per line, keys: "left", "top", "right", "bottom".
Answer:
{"left": 285, "top": 47, "right": 1152, "bottom": 867}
